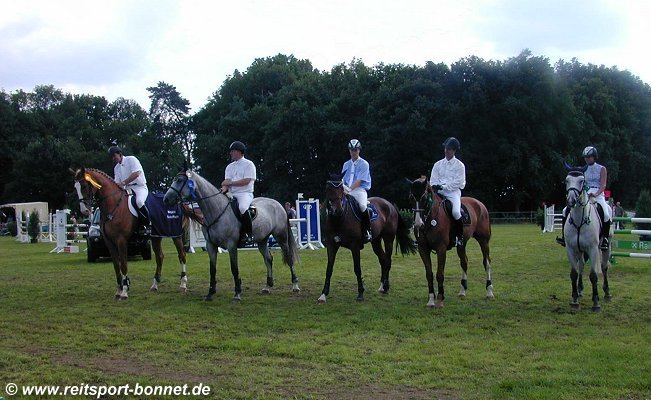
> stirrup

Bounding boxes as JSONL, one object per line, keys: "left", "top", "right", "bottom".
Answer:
{"left": 555, "top": 236, "right": 565, "bottom": 247}
{"left": 364, "top": 231, "right": 372, "bottom": 242}
{"left": 139, "top": 225, "right": 151, "bottom": 237}
{"left": 455, "top": 236, "right": 465, "bottom": 247}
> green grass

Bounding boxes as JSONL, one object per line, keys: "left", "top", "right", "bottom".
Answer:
{"left": 1, "top": 225, "right": 650, "bottom": 399}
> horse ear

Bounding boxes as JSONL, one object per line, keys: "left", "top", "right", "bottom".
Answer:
{"left": 183, "top": 159, "right": 189, "bottom": 171}
{"left": 563, "top": 161, "right": 573, "bottom": 171}
{"left": 404, "top": 177, "right": 413, "bottom": 186}
{"left": 580, "top": 164, "right": 588, "bottom": 173}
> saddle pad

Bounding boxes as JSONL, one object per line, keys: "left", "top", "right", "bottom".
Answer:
{"left": 347, "top": 196, "right": 379, "bottom": 221}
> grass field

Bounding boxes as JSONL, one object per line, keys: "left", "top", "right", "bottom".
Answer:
{"left": 1, "top": 224, "right": 650, "bottom": 399}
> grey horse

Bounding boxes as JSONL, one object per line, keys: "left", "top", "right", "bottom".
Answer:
{"left": 163, "top": 168, "right": 300, "bottom": 301}
{"left": 563, "top": 165, "right": 612, "bottom": 311}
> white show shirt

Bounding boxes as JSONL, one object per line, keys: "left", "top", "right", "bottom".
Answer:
{"left": 225, "top": 157, "right": 256, "bottom": 194}
{"left": 429, "top": 156, "right": 466, "bottom": 191}
{"left": 114, "top": 155, "right": 147, "bottom": 187}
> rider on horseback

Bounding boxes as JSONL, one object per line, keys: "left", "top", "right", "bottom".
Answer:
{"left": 221, "top": 141, "right": 257, "bottom": 246}
{"left": 430, "top": 137, "right": 466, "bottom": 247}
{"left": 342, "top": 139, "right": 373, "bottom": 242}
{"left": 109, "top": 145, "right": 151, "bottom": 237}
{"left": 556, "top": 146, "right": 611, "bottom": 250}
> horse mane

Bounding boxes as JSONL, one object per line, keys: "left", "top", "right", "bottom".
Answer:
{"left": 188, "top": 170, "right": 221, "bottom": 196}
{"left": 86, "top": 168, "right": 119, "bottom": 185}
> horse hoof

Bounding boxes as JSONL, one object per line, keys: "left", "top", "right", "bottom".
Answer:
{"left": 261, "top": 287, "right": 271, "bottom": 294}
{"left": 150, "top": 286, "right": 158, "bottom": 292}
{"left": 426, "top": 302, "right": 436, "bottom": 308}
{"left": 570, "top": 302, "right": 580, "bottom": 309}
{"left": 434, "top": 302, "right": 444, "bottom": 309}
{"left": 292, "top": 287, "right": 301, "bottom": 293}
{"left": 604, "top": 294, "right": 612, "bottom": 301}
{"left": 458, "top": 293, "right": 466, "bottom": 299}
{"left": 204, "top": 295, "right": 213, "bottom": 301}
{"left": 592, "top": 305, "right": 601, "bottom": 312}
{"left": 356, "top": 296, "right": 365, "bottom": 302}
{"left": 317, "top": 294, "right": 327, "bottom": 304}
{"left": 231, "top": 295, "right": 241, "bottom": 303}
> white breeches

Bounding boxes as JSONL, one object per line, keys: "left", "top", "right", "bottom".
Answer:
{"left": 233, "top": 192, "right": 253, "bottom": 214}
{"left": 349, "top": 187, "right": 368, "bottom": 212}
{"left": 588, "top": 190, "right": 611, "bottom": 221}
{"left": 131, "top": 186, "right": 148, "bottom": 208}
{"left": 440, "top": 189, "right": 462, "bottom": 220}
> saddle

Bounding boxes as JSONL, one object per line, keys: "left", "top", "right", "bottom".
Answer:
{"left": 230, "top": 197, "right": 258, "bottom": 222}
{"left": 439, "top": 196, "right": 471, "bottom": 225}
{"left": 347, "top": 195, "right": 379, "bottom": 222}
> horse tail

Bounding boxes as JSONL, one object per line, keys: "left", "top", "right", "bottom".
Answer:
{"left": 395, "top": 208, "right": 417, "bottom": 256}
{"left": 282, "top": 217, "right": 301, "bottom": 266}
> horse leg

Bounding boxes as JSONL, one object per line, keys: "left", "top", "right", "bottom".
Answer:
{"left": 352, "top": 247, "right": 365, "bottom": 302}
{"left": 418, "top": 244, "right": 436, "bottom": 307}
{"left": 569, "top": 252, "right": 581, "bottom": 308}
{"left": 118, "top": 241, "right": 130, "bottom": 299}
{"left": 106, "top": 240, "right": 122, "bottom": 298}
{"left": 601, "top": 249, "right": 611, "bottom": 301}
{"left": 318, "top": 244, "right": 339, "bottom": 303}
{"left": 172, "top": 237, "right": 188, "bottom": 293}
{"left": 150, "top": 237, "right": 163, "bottom": 292}
{"left": 228, "top": 246, "right": 242, "bottom": 302}
{"left": 276, "top": 233, "right": 300, "bottom": 292}
{"left": 258, "top": 241, "right": 274, "bottom": 294}
{"left": 372, "top": 237, "right": 390, "bottom": 294}
{"left": 456, "top": 244, "right": 469, "bottom": 298}
{"left": 434, "top": 249, "right": 447, "bottom": 308}
{"left": 589, "top": 248, "right": 601, "bottom": 311}
{"left": 205, "top": 242, "right": 218, "bottom": 301}
{"left": 478, "top": 238, "right": 494, "bottom": 299}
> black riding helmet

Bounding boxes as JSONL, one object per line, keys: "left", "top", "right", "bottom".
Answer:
{"left": 443, "top": 137, "right": 460, "bottom": 151}
{"left": 229, "top": 141, "right": 247, "bottom": 153}
{"left": 108, "top": 146, "right": 123, "bottom": 157}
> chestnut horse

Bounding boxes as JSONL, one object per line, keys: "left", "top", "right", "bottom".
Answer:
{"left": 409, "top": 177, "right": 493, "bottom": 308}
{"left": 318, "top": 173, "right": 416, "bottom": 303}
{"left": 72, "top": 167, "right": 197, "bottom": 299}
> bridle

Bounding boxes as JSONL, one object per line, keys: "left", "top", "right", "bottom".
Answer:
{"left": 168, "top": 172, "right": 231, "bottom": 241}
{"left": 410, "top": 181, "right": 439, "bottom": 229}
{"left": 74, "top": 172, "right": 126, "bottom": 220}
{"left": 325, "top": 180, "right": 347, "bottom": 216}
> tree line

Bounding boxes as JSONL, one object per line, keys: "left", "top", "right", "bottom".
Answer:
{"left": 1, "top": 50, "right": 650, "bottom": 213}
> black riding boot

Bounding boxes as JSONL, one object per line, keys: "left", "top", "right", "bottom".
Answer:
{"left": 239, "top": 210, "right": 253, "bottom": 247}
{"left": 453, "top": 217, "right": 464, "bottom": 247}
{"left": 138, "top": 205, "right": 151, "bottom": 237}
{"left": 361, "top": 209, "right": 372, "bottom": 243}
{"left": 555, "top": 210, "right": 569, "bottom": 247}
{"left": 600, "top": 220, "right": 611, "bottom": 250}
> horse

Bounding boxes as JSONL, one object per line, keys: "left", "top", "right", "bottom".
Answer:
{"left": 71, "top": 167, "right": 195, "bottom": 299}
{"left": 163, "top": 167, "right": 300, "bottom": 301}
{"left": 318, "top": 173, "right": 416, "bottom": 303}
{"left": 409, "top": 177, "right": 493, "bottom": 308}
{"left": 563, "top": 165, "right": 612, "bottom": 311}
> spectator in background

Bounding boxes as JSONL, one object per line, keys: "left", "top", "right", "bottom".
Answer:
{"left": 285, "top": 202, "right": 297, "bottom": 219}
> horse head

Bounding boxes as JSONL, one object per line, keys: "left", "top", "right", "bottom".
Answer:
{"left": 564, "top": 162, "right": 588, "bottom": 209}
{"left": 409, "top": 176, "right": 432, "bottom": 229}
{"left": 70, "top": 166, "right": 95, "bottom": 217}
{"left": 164, "top": 166, "right": 196, "bottom": 206}
{"left": 325, "top": 172, "right": 345, "bottom": 217}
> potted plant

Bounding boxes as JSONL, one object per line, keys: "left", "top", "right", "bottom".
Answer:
{"left": 28, "top": 210, "right": 40, "bottom": 243}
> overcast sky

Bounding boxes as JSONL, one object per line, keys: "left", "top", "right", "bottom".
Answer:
{"left": 1, "top": 0, "right": 649, "bottom": 112}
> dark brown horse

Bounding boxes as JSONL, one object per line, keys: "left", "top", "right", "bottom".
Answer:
{"left": 72, "top": 167, "right": 197, "bottom": 299}
{"left": 318, "top": 173, "right": 416, "bottom": 303}
{"left": 409, "top": 177, "right": 493, "bottom": 308}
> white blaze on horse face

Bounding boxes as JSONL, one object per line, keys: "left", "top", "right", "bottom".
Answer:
{"left": 414, "top": 201, "right": 423, "bottom": 228}
{"left": 74, "top": 181, "right": 91, "bottom": 216}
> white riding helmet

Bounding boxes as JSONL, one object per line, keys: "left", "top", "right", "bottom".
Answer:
{"left": 348, "top": 139, "right": 361, "bottom": 150}
{"left": 582, "top": 146, "right": 598, "bottom": 159}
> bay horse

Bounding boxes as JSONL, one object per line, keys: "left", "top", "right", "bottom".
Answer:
{"left": 409, "top": 177, "right": 493, "bottom": 308}
{"left": 163, "top": 167, "right": 300, "bottom": 301}
{"left": 72, "top": 167, "right": 195, "bottom": 299}
{"left": 318, "top": 173, "right": 416, "bottom": 303}
{"left": 563, "top": 165, "right": 611, "bottom": 311}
